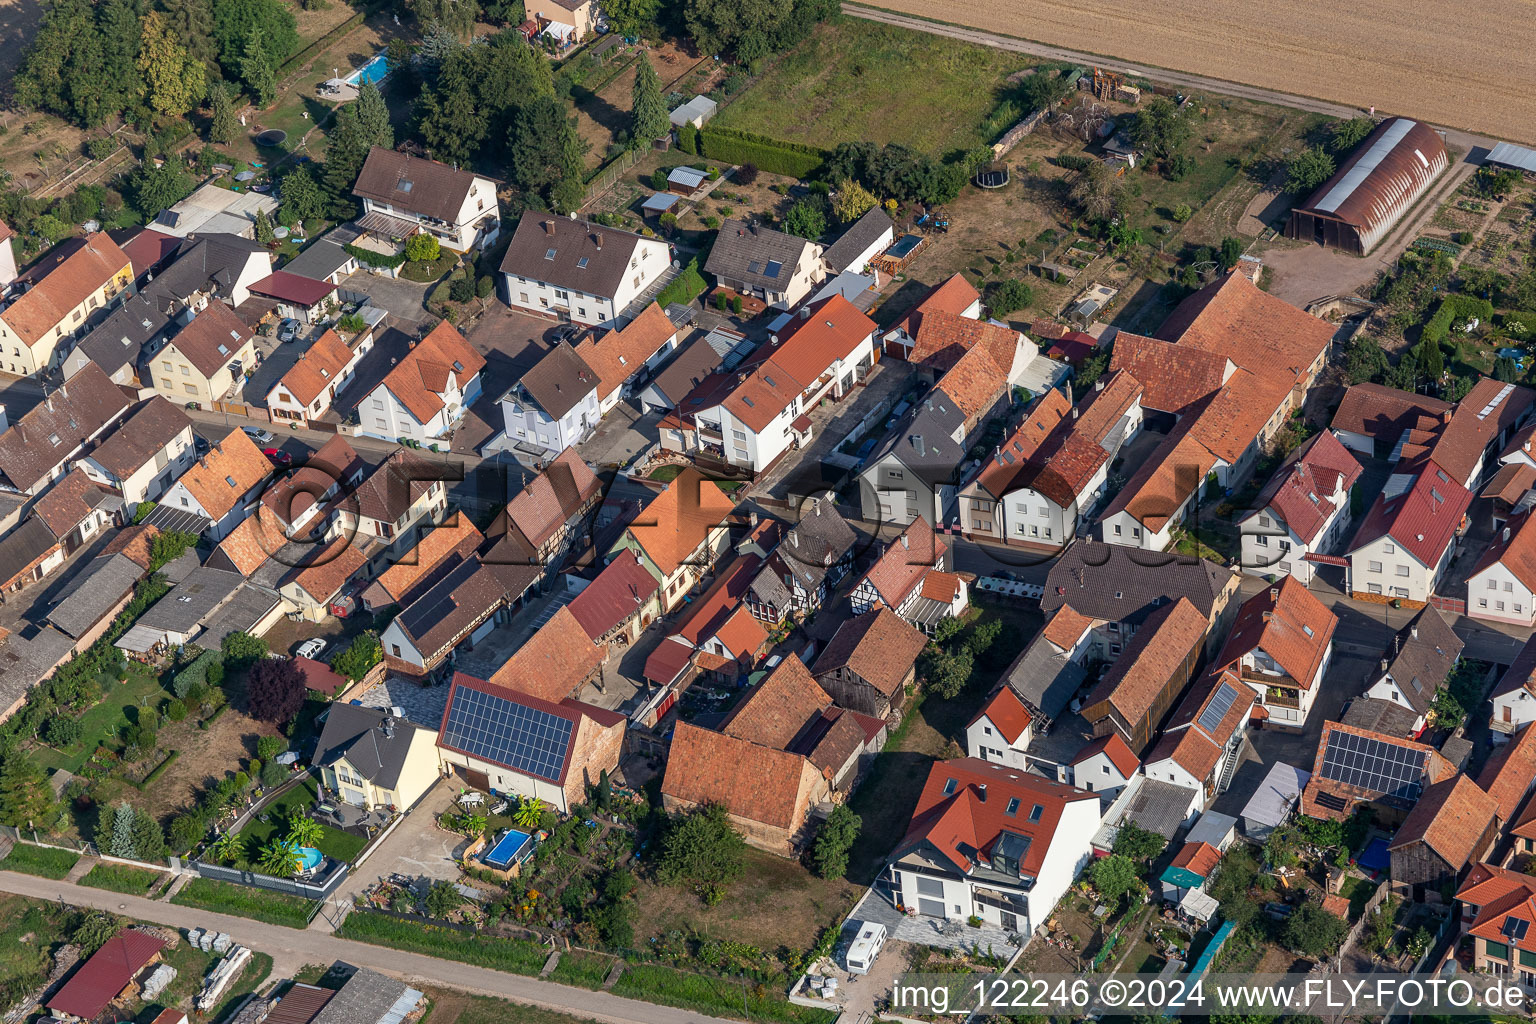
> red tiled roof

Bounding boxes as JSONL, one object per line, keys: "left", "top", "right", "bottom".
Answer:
{"left": 488, "top": 605, "right": 604, "bottom": 701}
{"left": 370, "top": 515, "right": 482, "bottom": 605}
{"left": 1348, "top": 458, "right": 1472, "bottom": 568}
{"left": 1243, "top": 430, "right": 1362, "bottom": 544}
{"left": 1388, "top": 774, "right": 1498, "bottom": 871}
{"left": 623, "top": 468, "right": 736, "bottom": 576}
{"left": 1156, "top": 270, "right": 1334, "bottom": 385}
{"left": 248, "top": 270, "right": 337, "bottom": 306}
{"left": 894, "top": 757, "right": 1098, "bottom": 875}
{"left": 972, "top": 390, "right": 1072, "bottom": 497}
{"left": 1171, "top": 840, "right": 1221, "bottom": 879}
{"left": 503, "top": 447, "right": 600, "bottom": 552}
{"left": 669, "top": 554, "right": 762, "bottom": 647}
{"left": 935, "top": 326, "right": 1017, "bottom": 420}
{"left": 276, "top": 329, "right": 355, "bottom": 407}
{"left": 1101, "top": 412, "right": 1223, "bottom": 531}
{"left": 103, "top": 524, "right": 160, "bottom": 570}
{"left": 378, "top": 321, "right": 486, "bottom": 426}
{"left": 1215, "top": 577, "right": 1336, "bottom": 690}
{"left": 217, "top": 514, "right": 285, "bottom": 576}
{"left": 575, "top": 302, "right": 675, "bottom": 399}
{"left": 294, "top": 656, "right": 347, "bottom": 695}
{"left": 1070, "top": 731, "right": 1140, "bottom": 778}
{"left": 719, "top": 295, "right": 875, "bottom": 431}
{"left": 1458, "top": 862, "right": 1536, "bottom": 956}
{"left": 723, "top": 656, "right": 831, "bottom": 749}
{"left": 566, "top": 550, "right": 661, "bottom": 640}
{"left": 1041, "top": 604, "right": 1094, "bottom": 650}
{"left": 1471, "top": 507, "right": 1536, "bottom": 593}
{"left": 1482, "top": 462, "right": 1536, "bottom": 505}
{"left": 1110, "top": 331, "right": 1231, "bottom": 413}
{"left": 919, "top": 570, "right": 963, "bottom": 602}
{"left": 855, "top": 516, "right": 946, "bottom": 608}
{"left": 970, "top": 686, "right": 1032, "bottom": 744}
{"left": 909, "top": 310, "right": 1023, "bottom": 374}
{"left": 662, "top": 720, "right": 815, "bottom": 831}
{"left": 284, "top": 534, "right": 368, "bottom": 604}
{"left": 48, "top": 929, "right": 166, "bottom": 1020}
{"left": 176, "top": 427, "right": 271, "bottom": 520}
{"left": 1428, "top": 377, "right": 1536, "bottom": 485}
{"left": 1185, "top": 368, "right": 1292, "bottom": 464}
{"left": 1478, "top": 721, "right": 1536, "bottom": 821}
{"left": 810, "top": 607, "right": 928, "bottom": 698}
{"left": 891, "top": 274, "right": 980, "bottom": 339}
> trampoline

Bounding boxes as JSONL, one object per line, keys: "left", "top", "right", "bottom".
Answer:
{"left": 974, "top": 162, "right": 1010, "bottom": 188}
{"left": 1357, "top": 836, "right": 1391, "bottom": 874}
{"left": 481, "top": 829, "right": 533, "bottom": 869}
{"left": 255, "top": 129, "right": 287, "bottom": 147}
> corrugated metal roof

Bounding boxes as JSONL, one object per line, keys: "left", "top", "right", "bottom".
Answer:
{"left": 48, "top": 930, "right": 167, "bottom": 1020}
{"left": 1489, "top": 142, "right": 1536, "bottom": 175}
{"left": 265, "top": 985, "right": 337, "bottom": 1024}
{"left": 1312, "top": 118, "right": 1416, "bottom": 213}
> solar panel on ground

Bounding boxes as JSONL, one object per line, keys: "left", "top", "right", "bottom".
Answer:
{"left": 442, "top": 685, "right": 574, "bottom": 782}
{"left": 1197, "top": 683, "right": 1238, "bottom": 735}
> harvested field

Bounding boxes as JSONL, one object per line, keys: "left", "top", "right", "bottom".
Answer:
{"left": 856, "top": 0, "right": 1536, "bottom": 142}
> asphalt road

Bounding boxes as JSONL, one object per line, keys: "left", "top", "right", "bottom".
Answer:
{"left": 0, "top": 871, "right": 738, "bottom": 1024}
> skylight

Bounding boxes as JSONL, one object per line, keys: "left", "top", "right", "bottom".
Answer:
{"left": 47, "top": 433, "right": 60, "bottom": 446}
{"left": 1004, "top": 797, "right": 1020, "bottom": 817}
{"left": 1303, "top": 624, "right": 1314, "bottom": 637}
{"left": 217, "top": 344, "right": 229, "bottom": 356}
{"left": 577, "top": 257, "right": 589, "bottom": 269}
{"left": 1027, "top": 804, "right": 1044, "bottom": 823}
{"left": 742, "top": 396, "right": 755, "bottom": 407}
{"left": 764, "top": 260, "right": 783, "bottom": 278}
{"left": 225, "top": 476, "right": 237, "bottom": 487}
{"left": 942, "top": 778, "right": 957, "bottom": 796}
{"left": 544, "top": 248, "right": 557, "bottom": 260}
{"left": 400, "top": 179, "right": 414, "bottom": 192}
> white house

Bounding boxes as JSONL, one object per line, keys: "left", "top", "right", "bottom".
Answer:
{"left": 965, "top": 687, "right": 1033, "bottom": 768}
{"left": 328, "top": 447, "right": 449, "bottom": 567}
{"left": 378, "top": 559, "right": 513, "bottom": 676}
{"left": 705, "top": 218, "right": 823, "bottom": 310}
{"left": 353, "top": 147, "right": 501, "bottom": 252}
{"left": 1238, "top": 429, "right": 1362, "bottom": 585}
{"left": 1347, "top": 458, "right": 1471, "bottom": 603}
{"left": 1361, "top": 606, "right": 1463, "bottom": 735}
{"left": 1494, "top": 637, "right": 1536, "bottom": 736}
{"left": 881, "top": 274, "right": 982, "bottom": 361}
{"left": 157, "top": 427, "right": 272, "bottom": 541}
{"left": 887, "top": 758, "right": 1100, "bottom": 937}
{"left": 1061, "top": 732, "right": 1139, "bottom": 800}
{"left": 266, "top": 327, "right": 375, "bottom": 427}
{"left": 75, "top": 396, "right": 195, "bottom": 515}
{"left": 848, "top": 516, "right": 958, "bottom": 626}
{"left": 1141, "top": 670, "right": 1255, "bottom": 817}
{"left": 572, "top": 302, "right": 678, "bottom": 415}
{"left": 356, "top": 322, "right": 485, "bottom": 446}
{"left": 500, "top": 215, "right": 671, "bottom": 327}
{"left": 821, "top": 207, "right": 896, "bottom": 276}
{"left": 1468, "top": 509, "right": 1536, "bottom": 627}
{"left": 495, "top": 343, "right": 600, "bottom": 456}
{"left": 1211, "top": 577, "right": 1337, "bottom": 729}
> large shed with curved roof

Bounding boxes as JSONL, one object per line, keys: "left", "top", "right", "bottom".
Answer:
{"left": 1285, "top": 118, "right": 1449, "bottom": 255}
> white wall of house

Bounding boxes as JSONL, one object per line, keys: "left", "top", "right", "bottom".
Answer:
{"left": 1100, "top": 507, "right": 1177, "bottom": 551}
{"left": 1468, "top": 559, "right": 1536, "bottom": 627}
{"left": 1493, "top": 688, "right": 1536, "bottom": 735}
{"left": 437, "top": 746, "right": 573, "bottom": 811}
{"left": 861, "top": 455, "right": 941, "bottom": 525}
{"left": 158, "top": 479, "right": 258, "bottom": 541}
{"left": 359, "top": 372, "right": 481, "bottom": 445}
{"left": 1065, "top": 751, "right": 1132, "bottom": 799}
{"left": 997, "top": 484, "right": 1078, "bottom": 546}
{"left": 1241, "top": 642, "right": 1333, "bottom": 727}
{"left": 503, "top": 236, "right": 671, "bottom": 327}
{"left": 1350, "top": 537, "right": 1436, "bottom": 602}
{"left": 965, "top": 714, "right": 1032, "bottom": 768}
{"left": 499, "top": 385, "right": 600, "bottom": 455}
{"left": 266, "top": 338, "right": 372, "bottom": 424}
{"left": 380, "top": 617, "right": 426, "bottom": 670}
{"left": 77, "top": 425, "right": 195, "bottom": 514}
{"left": 1362, "top": 676, "right": 1428, "bottom": 733}
{"left": 1027, "top": 799, "right": 1101, "bottom": 936}
{"left": 721, "top": 245, "right": 823, "bottom": 310}
{"left": 362, "top": 175, "right": 500, "bottom": 252}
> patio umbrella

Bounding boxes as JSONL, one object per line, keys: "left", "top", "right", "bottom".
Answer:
{"left": 234, "top": 170, "right": 256, "bottom": 182}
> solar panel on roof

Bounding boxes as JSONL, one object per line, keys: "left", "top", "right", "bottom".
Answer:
{"left": 1319, "top": 730, "right": 1426, "bottom": 800}
{"left": 1197, "top": 682, "right": 1238, "bottom": 734}
{"left": 441, "top": 685, "right": 575, "bottom": 782}
{"left": 1315, "top": 791, "right": 1348, "bottom": 812}
{"left": 1504, "top": 918, "right": 1530, "bottom": 941}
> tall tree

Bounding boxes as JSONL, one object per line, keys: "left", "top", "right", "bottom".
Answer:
{"left": 162, "top": 0, "right": 221, "bottom": 80}
{"left": 417, "top": 48, "right": 486, "bottom": 166}
{"left": 477, "top": 33, "right": 553, "bottom": 150}
{"left": 138, "top": 10, "right": 206, "bottom": 119}
{"left": 410, "top": 0, "right": 480, "bottom": 39}
{"left": 240, "top": 28, "right": 277, "bottom": 107}
{"left": 212, "top": 0, "right": 298, "bottom": 80}
{"left": 97, "top": 0, "right": 146, "bottom": 119}
{"left": 510, "top": 94, "right": 582, "bottom": 203}
{"left": 603, "top": 0, "right": 661, "bottom": 38}
{"left": 682, "top": 0, "right": 792, "bottom": 57}
{"left": 13, "top": 0, "right": 104, "bottom": 127}
{"left": 1069, "top": 160, "right": 1123, "bottom": 220}
{"left": 1127, "top": 96, "right": 1191, "bottom": 162}
{"left": 279, "top": 166, "right": 324, "bottom": 225}
{"left": 109, "top": 801, "right": 138, "bottom": 858}
{"left": 323, "top": 81, "right": 393, "bottom": 215}
{"left": 208, "top": 84, "right": 238, "bottom": 145}
{"left": 130, "top": 161, "right": 194, "bottom": 219}
{"left": 831, "top": 178, "right": 876, "bottom": 223}
{"left": 0, "top": 750, "right": 55, "bottom": 828}
{"left": 630, "top": 58, "right": 668, "bottom": 145}
{"left": 1285, "top": 146, "right": 1336, "bottom": 195}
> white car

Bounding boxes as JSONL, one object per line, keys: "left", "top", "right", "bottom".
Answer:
{"left": 295, "top": 638, "right": 327, "bottom": 661}
{"left": 279, "top": 319, "right": 299, "bottom": 343}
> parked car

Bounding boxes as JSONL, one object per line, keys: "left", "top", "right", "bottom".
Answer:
{"left": 279, "top": 319, "right": 299, "bottom": 343}
{"left": 243, "top": 426, "right": 276, "bottom": 446}
{"left": 263, "top": 447, "right": 293, "bottom": 467}
{"left": 295, "top": 638, "right": 327, "bottom": 660}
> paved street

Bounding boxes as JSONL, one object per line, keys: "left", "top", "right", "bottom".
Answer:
{"left": 0, "top": 870, "right": 739, "bottom": 1024}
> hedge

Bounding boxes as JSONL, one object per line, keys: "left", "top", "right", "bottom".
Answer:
{"left": 173, "top": 650, "right": 222, "bottom": 699}
{"left": 344, "top": 243, "right": 406, "bottom": 270}
{"left": 137, "top": 750, "right": 180, "bottom": 790}
{"left": 655, "top": 258, "right": 707, "bottom": 308}
{"left": 1422, "top": 294, "right": 1495, "bottom": 346}
{"left": 700, "top": 127, "right": 827, "bottom": 180}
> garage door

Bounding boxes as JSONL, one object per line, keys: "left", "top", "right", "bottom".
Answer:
{"left": 456, "top": 765, "right": 491, "bottom": 791}
{"left": 917, "top": 898, "right": 946, "bottom": 918}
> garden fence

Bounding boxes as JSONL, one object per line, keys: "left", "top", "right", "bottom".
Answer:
{"left": 190, "top": 859, "right": 350, "bottom": 900}
{"left": 583, "top": 148, "right": 647, "bottom": 206}
{"left": 0, "top": 826, "right": 91, "bottom": 854}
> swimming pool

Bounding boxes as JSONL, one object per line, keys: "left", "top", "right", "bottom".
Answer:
{"left": 481, "top": 829, "right": 532, "bottom": 869}
{"left": 297, "top": 846, "right": 324, "bottom": 871}
{"left": 345, "top": 52, "right": 390, "bottom": 87}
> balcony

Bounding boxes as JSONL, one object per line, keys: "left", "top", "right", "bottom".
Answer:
{"left": 1265, "top": 687, "right": 1302, "bottom": 709}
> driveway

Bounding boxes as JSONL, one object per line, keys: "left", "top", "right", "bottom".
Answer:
{"left": 338, "top": 782, "right": 465, "bottom": 907}
{"left": 342, "top": 271, "right": 432, "bottom": 323}
{"left": 579, "top": 399, "right": 662, "bottom": 470}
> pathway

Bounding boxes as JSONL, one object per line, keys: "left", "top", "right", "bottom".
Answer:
{"left": 0, "top": 870, "right": 740, "bottom": 1024}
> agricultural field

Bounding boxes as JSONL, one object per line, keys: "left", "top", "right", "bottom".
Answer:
{"left": 713, "top": 19, "right": 1036, "bottom": 154}
{"left": 863, "top": 0, "right": 1536, "bottom": 141}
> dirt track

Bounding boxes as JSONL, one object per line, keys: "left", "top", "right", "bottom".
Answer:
{"left": 851, "top": 0, "right": 1536, "bottom": 144}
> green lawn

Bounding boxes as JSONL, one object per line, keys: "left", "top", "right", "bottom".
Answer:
{"left": 548, "top": 951, "right": 616, "bottom": 990}
{"left": 237, "top": 777, "right": 367, "bottom": 863}
{"left": 714, "top": 19, "right": 1033, "bottom": 154}
{"left": 611, "top": 964, "right": 834, "bottom": 1024}
{"left": 31, "top": 667, "right": 166, "bottom": 774}
{"left": 80, "top": 862, "right": 165, "bottom": 895}
{"left": 338, "top": 911, "right": 548, "bottom": 974}
{"left": 0, "top": 843, "right": 81, "bottom": 879}
{"left": 171, "top": 877, "right": 316, "bottom": 928}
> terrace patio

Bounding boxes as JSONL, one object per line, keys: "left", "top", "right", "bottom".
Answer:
{"left": 850, "top": 883, "right": 1023, "bottom": 958}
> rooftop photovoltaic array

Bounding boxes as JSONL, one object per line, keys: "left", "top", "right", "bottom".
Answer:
{"left": 441, "top": 685, "right": 574, "bottom": 782}
{"left": 1196, "top": 682, "right": 1239, "bottom": 735}
{"left": 1319, "top": 730, "right": 1426, "bottom": 800}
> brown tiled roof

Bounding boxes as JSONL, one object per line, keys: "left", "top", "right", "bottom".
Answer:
{"left": 1388, "top": 774, "right": 1498, "bottom": 871}
{"left": 1216, "top": 577, "right": 1337, "bottom": 690}
{"left": 1, "top": 233, "right": 129, "bottom": 346}
{"left": 623, "top": 468, "right": 735, "bottom": 576}
{"left": 166, "top": 302, "right": 253, "bottom": 379}
{"left": 972, "top": 389, "right": 1072, "bottom": 497}
{"left": 349, "top": 447, "right": 438, "bottom": 523}
{"left": 970, "top": 686, "right": 1032, "bottom": 744}
{"left": 488, "top": 605, "right": 604, "bottom": 701}
{"left": 0, "top": 363, "right": 130, "bottom": 492}
{"left": 1428, "top": 377, "right": 1536, "bottom": 485}
{"left": 285, "top": 534, "right": 368, "bottom": 603}
{"left": 935, "top": 326, "right": 1016, "bottom": 420}
{"left": 1101, "top": 412, "right": 1222, "bottom": 531}
{"left": 1458, "top": 863, "right": 1536, "bottom": 955}
{"left": 810, "top": 608, "right": 928, "bottom": 698}
{"left": 504, "top": 447, "right": 600, "bottom": 551}
{"left": 567, "top": 550, "right": 662, "bottom": 640}
{"left": 102, "top": 523, "right": 159, "bottom": 570}
{"left": 373, "top": 515, "right": 483, "bottom": 606}
{"left": 502, "top": 213, "right": 654, "bottom": 301}
{"left": 719, "top": 296, "right": 876, "bottom": 432}
{"left": 276, "top": 329, "right": 354, "bottom": 407}
{"left": 519, "top": 341, "right": 600, "bottom": 421}
{"left": 1187, "top": 368, "right": 1292, "bottom": 463}
{"left": 1083, "top": 597, "right": 1206, "bottom": 733}
{"left": 395, "top": 560, "right": 513, "bottom": 658}
{"left": 1156, "top": 270, "right": 1334, "bottom": 385}
{"left": 1330, "top": 382, "right": 1451, "bottom": 442}
{"left": 353, "top": 147, "right": 483, "bottom": 223}
{"left": 662, "top": 720, "right": 815, "bottom": 831}
{"left": 575, "top": 303, "right": 675, "bottom": 399}
{"left": 86, "top": 396, "right": 191, "bottom": 480}
{"left": 217, "top": 514, "right": 285, "bottom": 576}
{"left": 1478, "top": 721, "right": 1536, "bottom": 820}
{"left": 919, "top": 570, "right": 963, "bottom": 602}
{"left": 855, "top": 516, "right": 945, "bottom": 608}
{"left": 32, "top": 468, "right": 110, "bottom": 538}
{"left": 177, "top": 428, "right": 271, "bottom": 520}
{"left": 379, "top": 321, "right": 486, "bottom": 426}
{"left": 724, "top": 656, "right": 832, "bottom": 749}
{"left": 1110, "top": 331, "right": 1231, "bottom": 413}
{"left": 1482, "top": 462, "right": 1536, "bottom": 505}
{"left": 910, "top": 310, "right": 1021, "bottom": 374}
{"left": 891, "top": 274, "right": 981, "bottom": 340}
{"left": 1041, "top": 604, "right": 1094, "bottom": 650}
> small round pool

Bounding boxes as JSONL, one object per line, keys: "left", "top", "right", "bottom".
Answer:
{"left": 297, "top": 846, "right": 324, "bottom": 871}
{"left": 255, "top": 129, "right": 288, "bottom": 147}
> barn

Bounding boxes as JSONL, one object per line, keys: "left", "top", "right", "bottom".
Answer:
{"left": 1284, "top": 117, "right": 1449, "bottom": 255}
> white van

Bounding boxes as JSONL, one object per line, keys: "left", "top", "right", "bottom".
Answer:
{"left": 844, "top": 921, "right": 887, "bottom": 975}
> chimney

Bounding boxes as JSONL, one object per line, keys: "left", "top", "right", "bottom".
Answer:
{"left": 1381, "top": 657, "right": 1389, "bottom": 672}
{"left": 798, "top": 306, "right": 811, "bottom": 320}
{"left": 1411, "top": 626, "right": 1418, "bottom": 639}
{"left": 1505, "top": 526, "right": 1513, "bottom": 543}
{"left": 790, "top": 530, "right": 798, "bottom": 549}
{"left": 594, "top": 232, "right": 603, "bottom": 249}
{"left": 1072, "top": 405, "right": 1079, "bottom": 420}
{"left": 1095, "top": 377, "right": 1106, "bottom": 392}
{"left": 1261, "top": 610, "right": 1274, "bottom": 622}
{"left": 901, "top": 532, "right": 909, "bottom": 549}
{"left": 749, "top": 511, "right": 759, "bottom": 527}
{"left": 544, "top": 219, "right": 555, "bottom": 234}
{"left": 1270, "top": 587, "right": 1279, "bottom": 600}
{"left": 977, "top": 783, "right": 988, "bottom": 802}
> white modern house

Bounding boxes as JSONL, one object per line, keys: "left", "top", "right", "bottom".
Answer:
{"left": 353, "top": 147, "right": 501, "bottom": 252}
{"left": 266, "top": 326, "right": 377, "bottom": 427}
{"left": 705, "top": 219, "right": 824, "bottom": 310}
{"left": 495, "top": 343, "right": 601, "bottom": 456}
{"left": 356, "top": 322, "right": 485, "bottom": 445}
{"left": 157, "top": 427, "right": 272, "bottom": 541}
{"left": 1061, "top": 732, "right": 1139, "bottom": 800}
{"left": 1238, "top": 430, "right": 1362, "bottom": 584}
{"left": 499, "top": 215, "right": 671, "bottom": 327}
{"left": 1467, "top": 510, "right": 1536, "bottom": 627}
{"left": 965, "top": 687, "right": 1034, "bottom": 768}
{"left": 886, "top": 758, "right": 1099, "bottom": 937}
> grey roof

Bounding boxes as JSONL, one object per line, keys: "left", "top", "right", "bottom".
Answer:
{"left": 0, "top": 627, "right": 75, "bottom": 712}
{"left": 777, "top": 500, "right": 856, "bottom": 590}
{"left": 46, "top": 553, "right": 145, "bottom": 638}
{"left": 159, "top": 548, "right": 203, "bottom": 583}
{"left": 500, "top": 213, "right": 651, "bottom": 300}
{"left": 148, "top": 235, "right": 269, "bottom": 309}
{"left": 1003, "top": 627, "right": 1088, "bottom": 721}
{"left": 1186, "top": 810, "right": 1238, "bottom": 847}
{"left": 0, "top": 517, "right": 59, "bottom": 586}
{"left": 198, "top": 582, "right": 282, "bottom": 649}
{"left": 808, "top": 271, "right": 878, "bottom": 311}
{"left": 136, "top": 566, "right": 243, "bottom": 635}
{"left": 312, "top": 967, "right": 423, "bottom": 1024}
{"left": 867, "top": 392, "right": 972, "bottom": 487}
{"left": 1340, "top": 696, "right": 1421, "bottom": 737}
{"left": 0, "top": 363, "right": 131, "bottom": 493}
{"left": 283, "top": 225, "right": 361, "bottom": 282}
{"left": 645, "top": 334, "right": 724, "bottom": 407}
{"left": 1240, "top": 761, "right": 1310, "bottom": 830}
{"left": 705, "top": 219, "right": 817, "bottom": 294}
{"left": 517, "top": 343, "right": 598, "bottom": 420}
{"left": 747, "top": 562, "right": 792, "bottom": 611}
{"left": 84, "top": 397, "right": 192, "bottom": 479}
{"left": 1489, "top": 141, "right": 1536, "bottom": 174}
{"left": 75, "top": 293, "right": 173, "bottom": 378}
{"left": 1041, "top": 540, "right": 1236, "bottom": 626}
{"left": 1120, "top": 777, "right": 1195, "bottom": 839}
{"left": 1377, "top": 606, "right": 1462, "bottom": 715}
{"left": 394, "top": 559, "right": 514, "bottom": 654}
{"left": 821, "top": 208, "right": 895, "bottom": 275}
{"left": 1439, "top": 734, "right": 1474, "bottom": 771}
{"left": 316, "top": 704, "right": 430, "bottom": 791}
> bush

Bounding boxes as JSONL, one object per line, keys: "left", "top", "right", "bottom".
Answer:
{"left": 404, "top": 233, "right": 441, "bottom": 264}
{"left": 655, "top": 258, "right": 706, "bottom": 307}
{"left": 700, "top": 127, "right": 826, "bottom": 179}
{"left": 657, "top": 805, "right": 745, "bottom": 904}
{"left": 337, "top": 910, "right": 547, "bottom": 972}
{"left": 222, "top": 632, "right": 268, "bottom": 670}
{"left": 811, "top": 805, "right": 860, "bottom": 879}
{"left": 41, "top": 716, "right": 82, "bottom": 748}
{"left": 986, "top": 279, "right": 1034, "bottom": 317}
{"left": 651, "top": 168, "right": 669, "bottom": 190}
{"left": 1422, "top": 294, "right": 1495, "bottom": 347}
{"left": 449, "top": 276, "right": 474, "bottom": 303}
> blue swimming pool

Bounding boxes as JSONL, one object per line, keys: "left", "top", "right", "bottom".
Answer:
{"left": 481, "top": 829, "right": 532, "bottom": 869}
{"left": 297, "top": 846, "right": 324, "bottom": 871}
{"left": 345, "top": 53, "right": 390, "bottom": 87}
